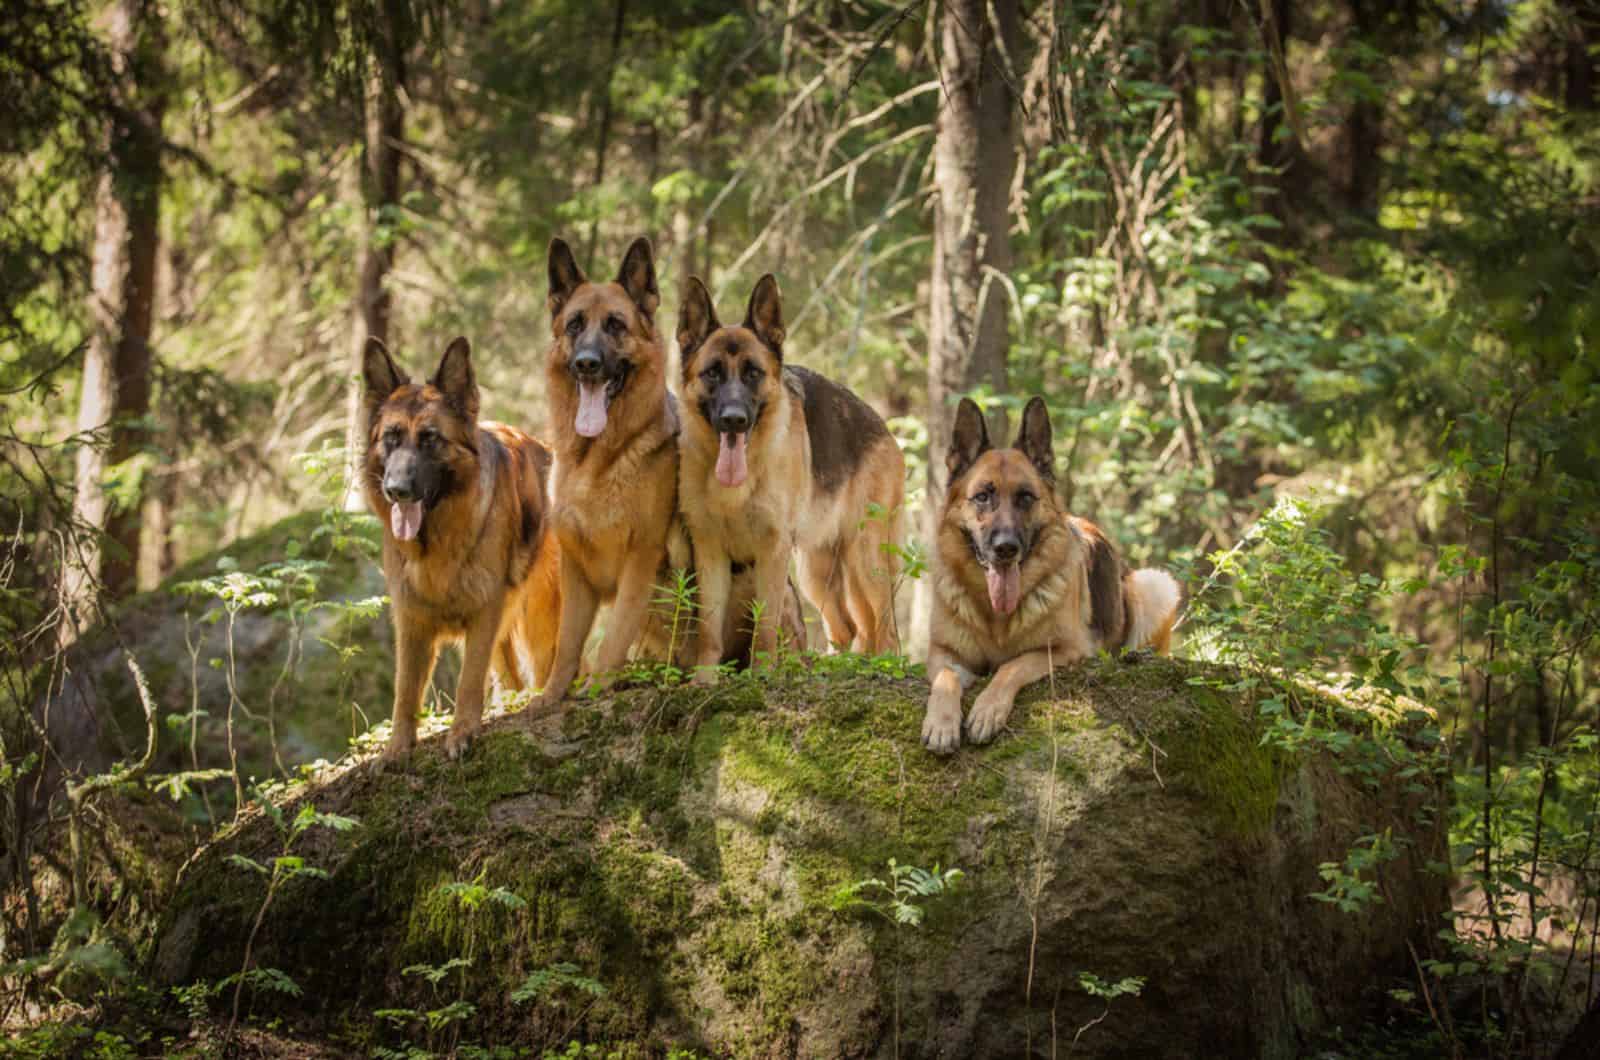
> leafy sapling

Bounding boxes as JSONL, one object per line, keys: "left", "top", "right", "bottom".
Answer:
{"left": 222, "top": 801, "right": 358, "bottom": 1042}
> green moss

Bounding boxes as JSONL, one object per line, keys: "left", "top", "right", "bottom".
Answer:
{"left": 714, "top": 674, "right": 1010, "bottom": 902}
{"left": 1161, "top": 687, "right": 1291, "bottom": 834}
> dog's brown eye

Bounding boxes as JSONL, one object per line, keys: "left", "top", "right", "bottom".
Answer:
{"left": 604, "top": 314, "right": 626, "bottom": 336}
{"left": 971, "top": 487, "right": 994, "bottom": 507}
{"left": 419, "top": 429, "right": 440, "bottom": 447}
{"left": 566, "top": 314, "right": 584, "bottom": 336}
{"left": 741, "top": 362, "right": 763, "bottom": 385}
{"left": 383, "top": 426, "right": 402, "bottom": 447}
{"left": 702, "top": 363, "right": 724, "bottom": 384}
{"left": 1016, "top": 491, "right": 1035, "bottom": 509}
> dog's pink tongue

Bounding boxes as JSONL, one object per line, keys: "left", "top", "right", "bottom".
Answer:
{"left": 715, "top": 432, "right": 748, "bottom": 488}
{"left": 574, "top": 383, "right": 608, "bottom": 438}
{"left": 986, "top": 564, "right": 1021, "bottom": 615}
{"left": 391, "top": 501, "right": 423, "bottom": 542}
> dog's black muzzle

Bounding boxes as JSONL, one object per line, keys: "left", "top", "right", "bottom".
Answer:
{"left": 989, "top": 528, "right": 1022, "bottom": 564}
{"left": 968, "top": 523, "right": 1030, "bottom": 569}
{"left": 381, "top": 447, "right": 443, "bottom": 507}
{"left": 568, "top": 339, "right": 607, "bottom": 383}
{"left": 708, "top": 381, "right": 758, "bottom": 436}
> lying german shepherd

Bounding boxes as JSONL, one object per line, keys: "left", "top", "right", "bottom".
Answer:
{"left": 922, "top": 397, "right": 1180, "bottom": 753}
{"left": 530, "top": 237, "right": 682, "bottom": 710}
{"left": 676, "top": 274, "right": 904, "bottom": 675}
{"left": 361, "top": 337, "right": 561, "bottom": 763}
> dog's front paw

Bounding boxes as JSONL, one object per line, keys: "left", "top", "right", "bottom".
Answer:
{"left": 921, "top": 698, "right": 963, "bottom": 754}
{"left": 371, "top": 733, "right": 414, "bottom": 774}
{"left": 965, "top": 686, "right": 1014, "bottom": 745}
{"left": 444, "top": 721, "right": 480, "bottom": 761}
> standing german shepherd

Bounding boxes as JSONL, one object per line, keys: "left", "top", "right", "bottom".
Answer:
{"left": 361, "top": 337, "right": 562, "bottom": 763}
{"left": 529, "top": 237, "right": 681, "bottom": 711}
{"left": 676, "top": 274, "right": 905, "bottom": 675}
{"left": 922, "top": 397, "right": 1180, "bottom": 753}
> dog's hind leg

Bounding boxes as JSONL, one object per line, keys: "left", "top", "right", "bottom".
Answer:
{"left": 520, "top": 539, "right": 563, "bottom": 690}
{"left": 797, "top": 545, "right": 855, "bottom": 651}
{"left": 493, "top": 635, "right": 527, "bottom": 692}
{"left": 842, "top": 534, "right": 896, "bottom": 655}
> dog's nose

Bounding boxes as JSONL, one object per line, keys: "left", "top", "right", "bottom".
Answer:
{"left": 570, "top": 347, "right": 603, "bottom": 379}
{"left": 384, "top": 477, "right": 417, "bottom": 502}
{"left": 715, "top": 408, "right": 750, "bottom": 434}
{"left": 991, "top": 532, "right": 1020, "bottom": 562}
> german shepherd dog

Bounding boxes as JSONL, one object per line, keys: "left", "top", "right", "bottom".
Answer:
{"left": 922, "top": 397, "right": 1180, "bottom": 753}
{"left": 361, "top": 337, "right": 562, "bottom": 763}
{"left": 676, "top": 274, "right": 905, "bottom": 677}
{"left": 529, "top": 237, "right": 682, "bottom": 711}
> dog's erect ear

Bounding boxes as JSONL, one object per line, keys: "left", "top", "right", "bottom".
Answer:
{"left": 1013, "top": 396, "right": 1055, "bottom": 483}
{"left": 616, "top": 237, "right": 660, "bottom": 319}
{"left": 742, "top": 274, "right": 785, "bottom": 360}
{"left": 431, "top": 336, "right": 479, "bottom": 421}
{"left": 677, "top": 277, "right": 720, "bottom": 373}
{"left": 946, "top": 397, "right": 992, "bottom": 484}
{"left": 548, "top": 238, "right": 586, "bottom": 322}
{"left": 362, "top": 337, "right": 408, "bottom": 428}
{"left": 362, "top": 337, "right": 408, "bottom": 400}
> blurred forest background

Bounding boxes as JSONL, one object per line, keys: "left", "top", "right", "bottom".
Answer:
{"left": 2, "top": 0, "right": 1599, "bottom": 1055}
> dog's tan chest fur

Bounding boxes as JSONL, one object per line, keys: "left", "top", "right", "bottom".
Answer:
{"left": 552, "top": 435, "right": 675, "bottom": 598}
{"left": 930, "top": 514, "right": 1097, "bottom": 673}
{"left": 679, "top": 402, "right": 806, "bottom": 563}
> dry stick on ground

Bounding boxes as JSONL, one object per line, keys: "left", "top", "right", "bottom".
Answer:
{"left": 1070, "top": 1002, "right": 1113, "bottom": 1054}
{"left": 66, "top": 655, "right": 158, "bottom": 916}
{"left": 1407, "top": 938, "right": 1461, "bottom": 1059}
{"left": 226, "top": 848, "right": 287, "bottom": 1044}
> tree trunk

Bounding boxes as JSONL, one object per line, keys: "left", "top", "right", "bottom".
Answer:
{"left": 344, "top": 39, "right": 406, "bottom": 507}
{"left": 1565, "top": 6, "right": 1597, "bottom": 111}
{"left": 1343, "top": 0, "right": 1382, "bottom": 216}
{"left": 915, "top": 0, "right": 1020, "bottom": 654}
{"left": 1258, "top": 0, "right": 1296, "bottom": 235}
{"left": 63, "top": 0, "right": 165, "bottom": 634}
{"left": 583, "top": 0, "right": 629, "bottom": 263}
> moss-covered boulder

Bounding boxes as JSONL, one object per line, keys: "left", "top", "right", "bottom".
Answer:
{"left": 32, "top": 511, "right": 393, "bottom": 791}
{"left": 150, "top": 658, "right": 1448, "bottom": 1058}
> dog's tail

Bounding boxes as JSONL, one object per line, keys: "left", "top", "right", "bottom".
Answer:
{"left": 1122, "top": 568, "right": 1180, "bottom": 654}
